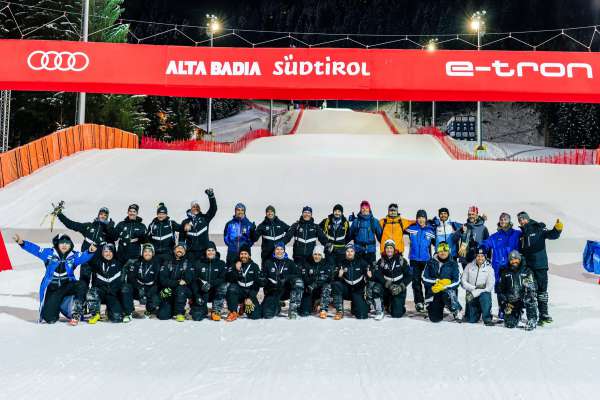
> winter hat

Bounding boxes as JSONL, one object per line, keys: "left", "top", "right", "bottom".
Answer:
{"left": 499, "top": 212, "right": 511, "bottom": 222}
{"left": 384, "top": 239, "right": 396, "bottom": 250}
{"left": 508, "top": 250, "right": 522, "bottom": 261}
{"left": 141, "top": 243, "right": 155, "bottom": 255}
{"left": 205, "top": 241, "right": 217, "bottom": 252}
{"left": 265, "top": 205, "right": 276, "bottom": 214}
{"left": 388, "top": 203, "right": 399, "bottom": 211}
{"left": 302, "top": 206, "right": 313, "bottom": 214}
{"left": 345, "top": 242, "right": 355, "bottom": 251}
{"left": 360, "top": 200, "right": 371, "bottom": 210}
{"left": 128, "top": 204, "right": 139, "bottom": 212}
{"left": 102, "top": 243, "right": 116, "bottom": 254}
{"left": 239, "top": 244, "right": 251, "bottom": 255}
{"left": 475, "top": 246, "right": 487, "bottom": 257}
{"left": 438, "top": 207, "right": 450, "bottom": 215}
{"left": 52, "top": 234, "right": 74, "bottom": 250}
{"left": 313, "top": 245, "right": 325, "bottom": 256}
{"left": 235, "top": 203, "right": 246, "bottom": 212}
{"left": 98, "top": 207, "right": 110, "bottom": 217}
{"left": 157, "top": 203, "right": 168, "bottom": 214}
{"left": 517, "top": 211, "right": 530, "bottom": 221}
{"left": 274, "top": 241, "right": 286, "bottom": 251}
{"left": 437, "top": 242, "right": 450, "bottom": 253}
{"left": 416, "top": 209, "right": 427, "bottom": 219}
{"left": 468, "top": 206, "right": 479, "bottom": 215}
{"left": 333, "top": 204, "right": 344, "bottom": 213}
{"left": 174, "top": 242, "right": 187, "bottom": 251}
{"left": 190, "top": 200, "right": 200, "bottom": 209}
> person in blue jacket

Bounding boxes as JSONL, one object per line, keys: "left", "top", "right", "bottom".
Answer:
{"left": 405, "top": 209, "right": 436, "bottom": 313}
{"left": 14, "top": 233, "right": 96, "bottom": 325}
{"left": 480, "top": 213, "right": 522, "bottom": 320}
{"left": 422, "top": 242, "right": 462, "bottom": 323}
{"left": 430, "top": 207, "right": 462, "bottom": 258}
{"left": 223, "top": 203, "right": 256, "bottom": 266}
{"left": 349, "top": 200, "right": 382, "bottom": 264}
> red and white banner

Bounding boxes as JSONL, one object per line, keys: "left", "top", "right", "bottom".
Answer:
{"left": 1, "top": 39, "right": 600, "bottom": 102}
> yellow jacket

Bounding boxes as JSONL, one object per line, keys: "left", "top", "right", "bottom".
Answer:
{"left": 379, "top": 216, "right": 415, "bottom": 254}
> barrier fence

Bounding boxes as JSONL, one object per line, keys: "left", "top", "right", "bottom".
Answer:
{"left": 417, "top": 126, "right": 600, "bottom": 165}
{"left": 0, "top": 124, "right": 139, "bottom": 189}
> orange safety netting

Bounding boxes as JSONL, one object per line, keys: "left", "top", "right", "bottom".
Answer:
{"left": 0, "top": 124, "right": 139, "bottom": 188}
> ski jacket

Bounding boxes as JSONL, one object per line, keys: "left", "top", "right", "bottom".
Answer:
{"left": 57, "top": 213, "right": 114, "bottom": 251}
{"left": 480, "top": 226, "right": 522, "bottom": 279}
{"left": 188, "top": 253, "right": 227, "bottom": 296}
{"left": 263, "top": 257, "right": 300, "bottom": 289}
{"left": 320, "top": 214, "right": 351, "bottom": 252}
{"left": 461, "top": 260, "right": 495, "bottom": 298}
{"left": 223, "top": 216, "right": 256, "bottom": 254}
{"left": 406, "top": 223, "right": 436, "bottom": 262}
{"left": 84, "top": 256, "right": 125, "bottom": 293}
{"left": 459, "top": 217, "right": 490, "bottom": 262}
{"left": 519, "top": 220, "right": 561, "bottom": 270}
{"left": 113, "top": 216, "right": 147, "bottom": 262}
{"left": 379, "top": 215, "right": 414, "bottom": 254}
{"left": 179, "top": 194, "right": 217, "bottom": 253}
{"left": 254, "top": 216, "right": 290, "bottom": 257}
{"left": 226, "top": 260, "right": 262, "bottom": 291}
{"left": 430, "top": 217, "right": 462, "bottom": 257}
{"left": 159, "top": 258, "right": 192, "bottom": 289}
{"left": 127, "top": 258, "right": 160, "bottom": 288}
{"left": 336, "top": 258, "right": 369, "bottom": 288}
{"left": 147, "top": 217, "right": 181, "bottom": 255}
{"left": 372, "top": 253, "right": 412, "bottom": 287}
{"left": 422, "top": 255, "right": 461, "bottom": 296}
{"left": 349, "top": 212, "right": 382, "bottom": 254}
{"left": 497, "top": 262, "right": 536, "bottom": 304}
{"left": 284, "top": 217, "right": 329, "bottom": 259}
{"left": 301, "top": 258, "right": 335, "bottom": 286}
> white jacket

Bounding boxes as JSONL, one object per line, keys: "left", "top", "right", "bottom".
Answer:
{"left": 461, "top": 260, "right": 495, "bottom": 298}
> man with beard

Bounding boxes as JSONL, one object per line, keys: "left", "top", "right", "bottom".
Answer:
{"left": 457, "top": 206, "right": 489, "bottom": 268}
{"left": 498, "top": 250, "right": 538, "bottom": 331}
{"left": 157, "top": 243, "right": 193, "bottom": 321}
{"left": 180, "top": 189, "right": 217, "bottom": 263}
{"left": 225, "top": 245, "right": 263, "bottom": 321}
{"left": 284, "top": 206, "right": 329, "bottom": 267}
{"left": 113, "top": 204, "right": 147, "bottom": 265}
{"left": 349, "top": 201, "right": 382, "bottom": 264}
{"left": 188, "top": 241, "right": 228, "bottom": 321}
{"left": 254, "top": 205, "right": 289, "bottom": 267}
{"left": 126, "top": 243, "right": 161, "bottom": 318}
{"left": 319, "top": 204, "right": 350, "bottom": 266}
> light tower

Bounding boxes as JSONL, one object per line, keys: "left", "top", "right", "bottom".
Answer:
{"left": 470, "top": 10, "right": 486, "bottom": 150}
{"left": 206, "top": 14, "right": 221, "bottom": 136}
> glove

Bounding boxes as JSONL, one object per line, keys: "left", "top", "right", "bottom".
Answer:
{"left": 554, "top": 219, "right": 563, "bottom": 232}
{"left": 244, "top": 298, "right": 255, "bottom": 314}
{"left": 458, "top": 242, "right": 468, "bottom": 258}
{"left": 390, "top": 283, "right": 406, "bottom": 296}
{"left": 475, "top": 283, "right": 486, "bottom": 290}
{"left": 205, "top": 188, "right": 214, "bottom": 197}
{"left": 306, "top": 283, "right": 316, "bottom": 293}
{"left": 201, "top": 282, "right": 211, "bottom": 292}
{"left": 160, "top": 287, "right": 172, "bottom": 299}
{"left": 465, "top": 291, "right": 474, "bottom": 303}
{"left": 505, "top": 303, "right": 514, "bottom": 315}
{"left": 431, "top": 278, "right": 452, "bottom": 294}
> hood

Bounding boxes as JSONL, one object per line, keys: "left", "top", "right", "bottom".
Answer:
{"left": 52, "top": 234, "right": 74, "bottom": 256}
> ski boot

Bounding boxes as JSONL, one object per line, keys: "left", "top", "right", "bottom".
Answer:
{"left": 175, "top": 314, "right": 185, "bottom": 322}
{"left": 334, "top": 311, "right": 344, "bottom": 320}
{"left": 525, "top": 319, "right": 537, "bottom": 331}
{"left": 539, "top": 315, "right": 553, "bottom": 326}
{"left": 452, "top": 309, "right": 463, "bottom": 323}
{"left": 123, "top": 315, "right": 132, "bottom": 323}
{"left": 483, "top": 320, "right": 495, "bottom": 327}
{"left": 226, "top": 311, "right": 238, "bottom": 322}
{"left": 374, "top": 311, "right": 384, "bottom": 321}
{"left": 88, "top": 313, "right": 101, "bottom": 325}
{"left": 415, "top": 303, "right": 425, "bottom": 313}
{"left": 288, "top": 311, "right": 298, "bottom": 320}
{"left": 319, "top": 310, "right": 328, "bottom": 319}
{"left": 211, "top": 311, "right": 221, "bottom": 321}
{"left": 68, "top": 314, "right": 80, "bottom": 326}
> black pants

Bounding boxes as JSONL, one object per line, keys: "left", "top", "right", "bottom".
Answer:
{"left": 41, "top": 280, "right": 86, "bottom": 324}
{"left": 87, "top": 285, "right": 133, "bottom": 322}
{"left": 384, "top": 288, "right": 408, "bottom": 318}
{"left": 505, "top": 297, "right": 538, "bottom": 328}
{"left": 410, "top": 260, "right": 427, "bottom": 305}
{"left": 225, "top": 284, "right": 262, "bottom": 319}
{"left": 331, "top": 281, "right": 368, "bottom": 319}
{"left": 190, "top": 283, "right": 228, "bottom": 321}
{"left": 325, "top": 249, "right": 346, "bottom": 269}
{"left": 299, "top": 283, "right": 332, "bottom": 316}
{"left": 131, "top": 285, "right": 160, "bottom": 314}
{"left": 427, "top": 289, "right": 461, "bottom": 323}
{"left": 157, "top": 285, "right": 192, "bottom": 320}
{"left": 531, "top": 268, "right": 549, "bottom": 317}
{"left": 357, "top": 252, "right": 376, "bottom": 265}
{"left": 262, "top": 279, "right": 304, "bottom": 319}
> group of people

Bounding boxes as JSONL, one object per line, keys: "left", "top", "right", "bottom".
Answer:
{"left": 14, "top": 188, "right": 563, "bottom": 331}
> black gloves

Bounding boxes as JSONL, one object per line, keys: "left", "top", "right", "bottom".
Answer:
{"left": 205, "top": 188, "right": 214, "bottom": 197}
{"left": 201, "top": 282, "right": 212, "bottom": 292}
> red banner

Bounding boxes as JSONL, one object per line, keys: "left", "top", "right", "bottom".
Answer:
{"left": 1, "top": 39, "right": 600, "bottom": 102}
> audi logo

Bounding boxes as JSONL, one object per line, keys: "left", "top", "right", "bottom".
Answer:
{"left": 27, "top": 50, "right": 90, "bottom": 72}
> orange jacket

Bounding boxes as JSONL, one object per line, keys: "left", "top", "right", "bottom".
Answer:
{"left": 379, "top": 216, "right": 415, "bottom": 254}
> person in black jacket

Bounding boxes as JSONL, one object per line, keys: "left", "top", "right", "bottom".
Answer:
{"left": 299, "top": 245, "right": 334, "bottom": 318}
{"left": 157, "top": 243, "right": 193, "bottom": 321}
{"left": 180, "top": 189, "right": 218, "bottom": 262}
{"left": 126, "top": 243, "right": 160, "bottom": 318}
{"left": 253, "top": 205, "right": 290, "bottom": 267}
{"left": 284, "top": 206, "right": 329, "bottom": 267}
{"left": 225, "top": 245, "right": 262, "bottom": 321}
{"left": 84, "top": 244, "right": 133, "bottom": 323}
{"left": 319, "top": 204, "right": 350, "bottom": 266}
{"left": 188, "top": 241, "right": 228, "bottom": 321}
{"left": 517, "top": 212, "right": 562, "bottom": 324}
{"left": 262, "top": 242, "right": 304, "bottom": 319}
{"left": 113, "top": 204, "right": 147, "bottom": 265}
{"left": 147, "top": 203, "right": 181, "bottom": 266}
{"left": 331, "top": 243, "right": 370, "bottom": 320}
{"left": 370, "top": 239, "right": 412, "bottom": 318}
{"left": 498, "top": 250, "right": 538, "bottom": 331}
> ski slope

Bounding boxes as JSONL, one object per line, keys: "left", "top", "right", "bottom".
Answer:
{"left": 1, "top": 108, "right": 600, "bottom": 400}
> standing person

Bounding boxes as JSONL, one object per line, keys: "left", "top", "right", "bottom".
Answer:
{"left": 254, "top": 205, "right": 289, "bottom": 267}
{"left": 113, "top": 204, "right": 147, "bottom": 265}
{"left": 422, "top": 242, "right": 462, "bottom": 323}
{"left": 14, "top": 233, "right": 94, "bottom": 325}
{"left": 57, "top": 206, "right": 115, "bottom": 253}
{"left": 430, "top": 208, "right": 462, "bottom": 258}
{"left": 379, "top": 203, "right": 414, "bottom": 255}
{"left": 457, "top": 206, "right": 489, "bottom": 268}
{"left": 517, "top": 212, "right": 563, "bottom": 325}
{"left": 126, "top": 243, "right": 161, "bottom": 318}
{"left": 406, "top": 210, "right": 436, "bottom": 313}
{"left": 497, "top": 250, "right": 538, "bottom": 331}
{"left": 480, "top": 213, "right": 522, "bottom": 321}
{"left": 224, "top": 245, "right": 262, "bottom": 321}
{"left": 370, "top": 239, "right": 412, "bottom": 318}
{"left": 299, "top": 245, "right": 334, "bottom": 318}
{"left": 461, "top": 247, "right": 495, "bottom": 325}
{"left": 180, "top": 188, "right": 218, "bottom": 263}
{"left": 84, "top": 244, "right": 134, "bottom": 324}
{"left": 261, "top": 242, "right": 304, "bottom": 319}
{"left": 157, "top": 243, "right": 193, "bottom": 322}
{"left": 147, "top": 203, "right": 181, "bottom": 266}
{"left": 331, "top": 244, "right": 370, "bottom": 320}
{"left": 188, "top": 241, "right": 228, "bottom": 321}
{"left": 223, "top": 203, "right": 256, "bottom": 267}
{"left": 319, "top": 204, "right": 351, "bottom": 266}
{"left": 284, "top": 206, "right": 329, "bottom": 267}
{"left": 349, "top": 200, "right": 382, "bottom": 264}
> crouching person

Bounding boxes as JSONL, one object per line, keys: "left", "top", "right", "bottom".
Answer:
{"left": 14, "top": 233, "right": 93, "bottom": 325}
{"left": 157, "top": 243, "right": 193, "bottom": 322}
{"left": 498, "top": 251, "right": 538, "bottom": 331}
{"left": 422, "top": 242, "right": 462, "bottom": 323}
{"left": 262, "top": 242, "right": 304, "bottom": 319}
{"left": 461, "top": 247, "right": 495, "bottom": 325}
{"left": 188, "top": 242, "right": 228, "bottom": 321}
{"left": 300, "top": 245, "right": 334, "bottom": 318}
{"left": 225, "top": 245, "right": 262, "bottom": 321}
{"left": 370, "top": 240, "right": 412, "bottom": 319}
{"left": 331, "top": 243, "right": 369, "bottom": 320}
{"left": 126, "top": 243, "right": 161, "bottom": 318}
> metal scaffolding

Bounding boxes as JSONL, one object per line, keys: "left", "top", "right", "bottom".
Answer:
{"left": 0, "top": 90, "right": 10, "bottom": 153}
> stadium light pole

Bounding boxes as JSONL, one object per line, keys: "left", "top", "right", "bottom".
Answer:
{"left": 77, "top": 0, "right": 89, "bottom": 125}
{"left": 426, "top": 39, "right": 438, "bottom": 128}
{"left": 470, "top": 10, "right": 486, "bottom": 150}
{"left": 206, "top": 15, "right": 221, "bottom": 136}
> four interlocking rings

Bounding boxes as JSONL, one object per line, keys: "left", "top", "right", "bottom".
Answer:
{"left": 27, "top": 51, "right": 90, "bottom": 72}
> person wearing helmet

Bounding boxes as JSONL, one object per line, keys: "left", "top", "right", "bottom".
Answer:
{"left": 261, "top": 242, "right": 303, "bottom": 319}
{"left": 299, "top": 245, "right": 334, "bottom": 319}
{"left": 157, "top": 242, "right": 193, "bottom": 322}
{"left": 180, "top": 188, "right": 218, "bottom": 263}
{"left": 14, "top": 233, "right": 95, "bottom": 325}
{"left": 125, "top": 243, "right": 161, "bottom": 318}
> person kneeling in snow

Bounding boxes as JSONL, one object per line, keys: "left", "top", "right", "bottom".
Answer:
{"left": 225, "top": 245, "right": 262, "bottom": 321}
{"left": 157, "top": 243, "right": 193, "bottom": 322}
{"left": 14, "top": 233, "right": 95, "bottom": 325}
{"left": 422, "top": 242, "right": 462, "bottom": 323}
{"left": 299, "top": 245, "right": 334, "bottom": 319}
{"left": 461, "top": 247, "right": 495, "bottom": 325}
{"left": 261, "top": 242, "right": 304, "bottom": 319}
{"left": 187, "top": 241, "right": 228, "bottom": 321}
{"left": 126, "top": 243, "right": 161, "bottom": 319}
{"left": 331, "top": 243, "right": 370, "bottom": 320}
{"left": 84, "top": 243, "right": 134, "bottom": 324}
{"left": 497, "top": 251, "right": 538, "bottom": 331}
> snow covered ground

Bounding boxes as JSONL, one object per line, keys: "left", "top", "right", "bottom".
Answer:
{"left": 454, "top": 140, "right": 568, "bottom": 160}
{"left": 1, "top": 108, "right": 599, "bottom": 399}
